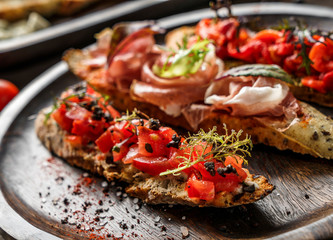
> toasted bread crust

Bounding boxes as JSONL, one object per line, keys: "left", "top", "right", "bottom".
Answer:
{"left": 35, "top": 109, "right": 274, "bottom": 208}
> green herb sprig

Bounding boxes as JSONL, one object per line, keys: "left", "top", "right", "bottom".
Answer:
{"left": 160, "top": 125, "right": 252, "bottom": 176}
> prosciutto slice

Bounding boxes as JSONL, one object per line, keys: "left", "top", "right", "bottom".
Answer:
{"left": 205, "top": 76, "right": 300, "bottom": 119}
{"left": 131, "top": 80, "right": 208, "bottom": 117}
{"left": 130, "top": 43, "right": 223, "bottom": 117}
{"left": 107, "top": 28, "right": 158, "bottom": 90}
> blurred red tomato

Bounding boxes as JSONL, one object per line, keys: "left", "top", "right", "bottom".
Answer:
{"left": 0, "top": 79, "right": 19, "bottom": 111}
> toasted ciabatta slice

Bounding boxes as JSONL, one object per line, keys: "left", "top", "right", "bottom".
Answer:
{"left": 166, "top": 22, "right": 333, "bottom": 107}
{"left": 64, "top": 48, "right": 333, "bottom": 160}
{"left": 35, "top": 84, "right": 274, "bottom": 208}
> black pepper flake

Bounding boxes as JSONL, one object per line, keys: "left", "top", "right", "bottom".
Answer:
{"left": 204, "top": 162, "right": 216, "bottom": 176}
{"left": 166, "top": 134, "right": 181, "bottom": 149}
{"left": 145, "top": 143, "right": 153, "bottom": 153}
{"left": 243, "top": 183, "right": 255, "bottom": 193}
{"left": 305, "top": 194, "right": 310, "bottom": 199}
{"left": 119, "top": 222, "right": 128, "bottom": 230}
{"left": 61, "top": 217, "right": 68, "bottom": 224}
{"left": 63, "top": 198, "right": 70, "bottom": 206}
{"left": 321, "top": 130, "right": 331, "bottom": 136}
{"left": 95, "top": 208, "right": 104, "bottom": 214}
{"left": 148, "top": 119, "right": 161, "bottom": 130}
{"left": 106, "top": 155, "right": 114, "bottom": 164}
{"left": 217, "top": 164, "right": 237, "bottom": 177}
{"left": 98, "top": 200, "right": 103, "bottom": 206}
{"left": 311, "top": 131, "right": 319, "bottom": 141}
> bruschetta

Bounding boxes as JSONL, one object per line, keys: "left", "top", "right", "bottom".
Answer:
{"left": 63, "top": 22, "right": 333, "bottom": 159}
{"left": 167, "top": 17, "right": 333, "bottom": 107}
{"left": 35, "top": 83, "right": 274, "bottom": 207}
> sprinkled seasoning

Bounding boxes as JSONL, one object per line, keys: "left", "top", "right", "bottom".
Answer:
{"left": 166, "top": 134, "right": 181, "bottom": 149}
{"left": 148, "top": 118, "right": 161, "bottom": 130}
{"left": 311, "top": 131, "right": 319, "bottom": 141}
{"left": 204, "top": 162, "right": 216, "bottom": 176}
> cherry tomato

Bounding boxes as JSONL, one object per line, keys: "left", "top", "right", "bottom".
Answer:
{"left": 0, "top": 79, "right": 19, "bottom": 111}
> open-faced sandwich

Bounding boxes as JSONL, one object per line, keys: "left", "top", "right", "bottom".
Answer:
{"left": 63, "top": 21, "right": 333, "bottom": 159}
{"left": 166, "top": 14, "right": 333, "bottom": 107}
{"left": 35, "top": 82, "right": 274, "bottom": 207}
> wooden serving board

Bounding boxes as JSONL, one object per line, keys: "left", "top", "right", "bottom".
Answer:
{"left": 1, "top": 3, "right": 333, "bottom": 239}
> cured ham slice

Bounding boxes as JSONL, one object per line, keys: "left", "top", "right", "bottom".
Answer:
{"left": 131, "top": 43, "right": 223, "bottom": 116}
{"left": 205, "top": 76, "right": 300, "bottom": 119}
{"left": 131, "top": 80, "right": 208, "bottom": 117}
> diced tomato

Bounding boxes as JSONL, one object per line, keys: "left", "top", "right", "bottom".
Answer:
{"left": 227, "top": 41, "right": 254, "bottom": 62}
{"left": 95, "top": 130, "right": 113, "bottom": 153}
{"left": 214, "top": 174, "right": 241, "bottom": 193}
{"left": 112, "top": 144, "right": 129, "bottom": 162}
{"left": 225, "top": 156, "right": 247, "bottom": 181}
{"left": 253, "top": 29, "right": 281, "bottom": 44}
{"left": 322, "top": 71, "right": 333, "bottom": 92}
{"left": 65, "top": 135, "right": 83, "bottom": 147}
{"left": 51, "top": 104, "right": 73, "bottom": 132}
{"left": 186, "top": 174, "right": 215, "bottom": 201}
{"left": 114, "top": 121, "right": 136, "bottom": 139}
{"left": 122, "top": 145, "right": 139, "bottom": 164}
{"left": 107, "top": 105, "right": 121, "bottom": 119}
{"left": 132, "top": 155, "right": 172, "bottom": 176}
{"left": 71, "top": 118, "right": 105, "bottom": 141}
{"left": 183, "top": 142, "right": 213, "bottom": 162}
{"left": 301, "top": 76, "right": 326, "bottom": 93}
{"left": 167, "top": 147, "right": 193, "bottom": 176}
{"left": 275, "top": 43, "right": 294, "bottom": 56}
{"left": 137, "top": 126, "right": 176, "bottom": 157}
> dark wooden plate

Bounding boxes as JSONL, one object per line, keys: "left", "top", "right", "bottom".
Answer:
{"left": 1, "top": 3, "right": 333, "bottom": 239}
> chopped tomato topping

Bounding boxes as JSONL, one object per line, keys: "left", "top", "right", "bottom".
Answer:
{"left": 186, "top": 174, "right": 215, "bottom": 201}
{"left": 95, "top": 130, "right": 113, "bottom": 153}
{"left": 195, "top": 18, "right": 333, "bottom": 92}
{"left": 132, "top": 155, "right": 172, "bottom": 176}
{"left": 137, "top": 126, "right": 176, "bottom": 157}
{"left": 52, "top": 84, "right": 250, "bottom": 202}
{"left": 322, "top": 71, "right": 333, "bottom": 92}
{"left": 65, "top": 135, "right": 83, "bottom": 147}
{"left": 301, "top": 76, "right": 326, "bottom": 93}
{"left": 51, "top": 104, "right": 73, "bottom": 132}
